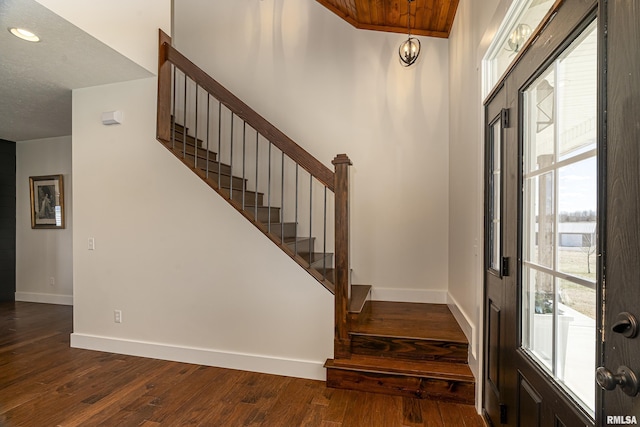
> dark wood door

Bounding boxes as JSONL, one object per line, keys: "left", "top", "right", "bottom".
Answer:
{"left": 483, "top": 83, "right": 520, "bottom": 427}
{"left": 597, "top": 0, "right": 640, "bottom": 422}
{"left": 484, "top": 0, "right": 602, "bottom": 425}
{"left": 0, "top": 139, "right": 16, "bottom": 302}
{"left": 483, "top": 83, "right": 509, "bottom": 427}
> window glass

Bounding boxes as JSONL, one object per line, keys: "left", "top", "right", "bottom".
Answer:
{"left": 489, "top": 119, "right": 502, "bottom": 272}
{"left": 521, "top": 20, "right": 597, "bottom": 416}
{"left": 484, "top": 0, "right": 556, "bottom": 97}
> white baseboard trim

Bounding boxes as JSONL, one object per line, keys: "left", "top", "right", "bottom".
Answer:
{"left": 371, "top": 288, "right": 448, "bottom": 304}
{"left": 447, "top": 293, "right": 480, "bottom": 406}
{"left": 70, "top": 333, "right": 327, "bottom": 381}
{"left": 446, "top": 292, "right": 477, "bottom": 360}
{"left": 15, "top": 292, "right": 73, "bottom": 306}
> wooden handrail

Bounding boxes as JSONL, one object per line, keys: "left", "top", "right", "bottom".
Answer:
{"left": 157, "top": 30, "right": 335, "bottom": 192}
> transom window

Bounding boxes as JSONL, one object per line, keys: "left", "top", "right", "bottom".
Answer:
{"left": 483, "top": 0, "right": 556, "bottom": 98}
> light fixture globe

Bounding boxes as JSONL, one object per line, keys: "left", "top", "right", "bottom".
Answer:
{"left": 399, "top": 36, "right": 421, "bottom": 67}
{"left": 507, "top": 23, "right": 532, "bottom": 53}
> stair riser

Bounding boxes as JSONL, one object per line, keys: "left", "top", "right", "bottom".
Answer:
{"left": 184, "top": 154, "right": 230, "bottom": 175}
{"left": 243, "top": 207, "right": 281, "bottom": 223}
{"left": 269, "top": 223, "right": 297, "bottom": 240}
{"left": 220, "top": 188, "right": 264, "bottom": 206}
{"left": 171, "top": 131, "right": 204, "bottom": 149}
{"left": 326, "top": 368, "right": 474, "bottom": 404}
{"left": 285, "top": 238, "right": 315, "bottom": 254}
{"left": 308, "top": 253, "right": 333, "bottom": 270}
{"left": 170, "top": 149, "right": 239, "bottom": 188}
{"left": 200, "top": 170, "right": 245, "bottom": 189}
{"left": 171, "top": 140, "right": 217, "bottom": 161}
{"left": 350, "top": 335, "right": 468, "bottom": 364}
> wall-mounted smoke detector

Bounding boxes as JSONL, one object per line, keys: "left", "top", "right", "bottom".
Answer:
{"left": 8, "top": 27, "right": 40, "bottom": 42}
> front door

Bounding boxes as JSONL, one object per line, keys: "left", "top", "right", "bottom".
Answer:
{"left": 483, "top": 0, "right": 640, "bottom": 424}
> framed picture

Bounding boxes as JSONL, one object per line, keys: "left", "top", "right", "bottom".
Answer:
{"left": 29, "top": 175, "right": 65, "bottom": 229}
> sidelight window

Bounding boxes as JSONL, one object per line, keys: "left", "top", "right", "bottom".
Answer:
{"left": 488, "top": 118, "right": 502, "bottom": 273}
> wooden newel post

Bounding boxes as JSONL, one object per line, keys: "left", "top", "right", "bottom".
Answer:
{"left": 157, "top": 29, "right": 172, "bottom": 144}
{"left": 332, "top": 153, "right": 352, "bottom": 359}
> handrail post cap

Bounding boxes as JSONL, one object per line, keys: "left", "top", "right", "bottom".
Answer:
{"left": 332, "top": 154, "right": 352, "bottom": 166}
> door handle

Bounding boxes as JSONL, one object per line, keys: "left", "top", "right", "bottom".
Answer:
{"left": 612, "top": 312, "right": 639, "bottom": 338}
{"left": 596, "top": 366, "right": 639, "bottom": 396}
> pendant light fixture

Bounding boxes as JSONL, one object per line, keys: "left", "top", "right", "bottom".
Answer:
{"left": 399, "top": 0, "right": 420, "bottom": 67}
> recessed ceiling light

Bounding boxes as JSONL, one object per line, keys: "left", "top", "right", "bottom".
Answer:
{"left": 9, "top": 27, "right": 40, "bottom": 42}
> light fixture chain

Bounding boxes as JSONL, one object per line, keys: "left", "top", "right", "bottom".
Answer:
{"left": 408, "top": 0, "right": 412, "bottom": 37}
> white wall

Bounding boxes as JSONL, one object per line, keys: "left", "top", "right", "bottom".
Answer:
{"left": 173, "top": 0, "right": 451, "bottom": 301}
{"left": 35, "top": 0, "right": 171, "bottom": 73}
{"left": 448, "top": 0, "right": 504, "bottom": 388}
{"left": 16, "top": 136, "right": 73, "bottom": 305}
{"left": 70, "top": 78, "right": 333, "bottom": 379}
{"left": 40, "top": 0, "right": 334, "bottom": 380}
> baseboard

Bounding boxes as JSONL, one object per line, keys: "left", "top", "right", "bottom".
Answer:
{"left": 370, "top": 288, "right": 448, "bottom": 304}
{"left": 446, "top": 293, "right": 477, "bottom": 359}
{"left": 15, "top": 292, "right": 73, "bottom": 306}
{"left": 70, "top": 333, "right": 327, "bottom": 381}
{"left": 446, "top": 293, "right": 481, "bottom": 410}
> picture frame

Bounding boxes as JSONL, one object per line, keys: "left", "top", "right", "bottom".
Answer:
{"left": 29, "top": 175, "right": 65, "bottom": 229}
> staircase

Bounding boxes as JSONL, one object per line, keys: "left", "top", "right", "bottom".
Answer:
{"left": 325, "top": 300, "right": 475, "bottom": 404}
{"left": 155, "top": 30, "right": 475, "bottom": 407}
{"left": 166, "top": 120, "right": 335, "bottom": 291}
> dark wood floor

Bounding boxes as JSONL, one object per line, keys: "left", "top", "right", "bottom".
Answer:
{"left": 0, "top": 302, "right": 485, "bottom": 426}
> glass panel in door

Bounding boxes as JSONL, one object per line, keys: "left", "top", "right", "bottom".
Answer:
{"left": 520, "top": 20, "right": 597, "bottom": 415}
{"left": 489, "top": 119, "right": 502, "bottom": 273}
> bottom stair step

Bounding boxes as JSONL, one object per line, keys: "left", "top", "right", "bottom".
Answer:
{"left": 324, "top": 355, "right": 475, "bottom": 404}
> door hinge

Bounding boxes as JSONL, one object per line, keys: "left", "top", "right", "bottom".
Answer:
{"left": 501, "top": 108, "right": 510, "bottom": 128}
{"left": 501, "top": 257, "right": 510, "bottom": 277}
{"left": 500, "top": 403, "right": 508, "bottom": 424}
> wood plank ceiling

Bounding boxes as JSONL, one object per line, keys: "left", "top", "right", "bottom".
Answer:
{"left": 316, "top": 0, "right": 460, "bottom": 38}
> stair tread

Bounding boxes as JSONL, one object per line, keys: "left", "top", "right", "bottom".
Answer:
{"left": 350, "top": 301, "right": 468, "bottom": 344}
{"left": 169, "top": 138, "right": 212, "bottom": 154}
{"left": 298, "top": 251, "right": 331, "bottom": 260}
{"left": 283, "top": 236, "right": 313, "bottom": 243}
{"left": 325, "top": 355, "right": 474, "bottom": 382}
{"left": 169, "top": 147, "right": 235, "bottom": 176}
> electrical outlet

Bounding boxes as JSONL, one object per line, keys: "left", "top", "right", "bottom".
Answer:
{"left": 49, "top": 276, "right": 55, "bottom": 286}
{"left": 114, "top": 310, "right": 122, "bottom": 323}
{"left": 88, "top": 237, "right": 95, "bottom": 250}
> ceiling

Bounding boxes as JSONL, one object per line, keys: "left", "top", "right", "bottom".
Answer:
{"left": 1, "top": 0, "right": 460, "bottom": 142}
{"left": 0, "top": 0, "right": 151, "bottom": 142}
{"left": 316, "top": 0, "right": 460, "bottom": 38}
